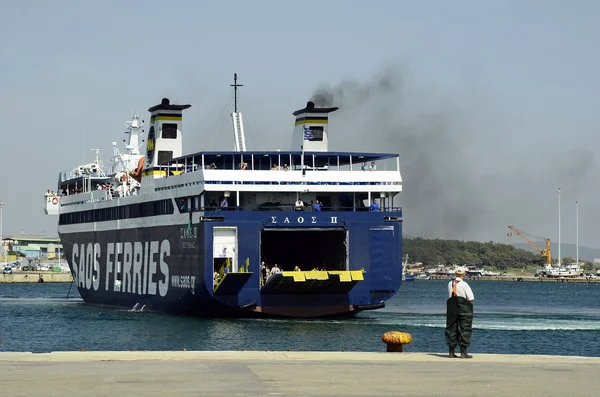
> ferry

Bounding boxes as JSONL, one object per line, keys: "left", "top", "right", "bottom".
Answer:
{"left": 44, "top": 76, "right": 404, "bottom": 318}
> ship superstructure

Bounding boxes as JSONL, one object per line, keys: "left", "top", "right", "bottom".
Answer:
{"left": 46, "top": 76, "right": 404, "bottom": 318}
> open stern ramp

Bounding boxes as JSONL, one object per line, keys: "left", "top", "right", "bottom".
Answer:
{"left": 261, "top": 270, "right": 363, "bottom": 295}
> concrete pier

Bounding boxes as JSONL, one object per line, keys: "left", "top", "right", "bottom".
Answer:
{"left": 0, "top": 351, "right": 597, "bottom": 396}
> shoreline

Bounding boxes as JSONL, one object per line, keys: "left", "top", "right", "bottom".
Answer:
{"left": 0, "top": 273, "right": 73, "bottom": 283}
{"left": 414, "top": 275, "right": 600, "bottom": 283}
{"left": 2, "top": 272, "right": 598, "bottom": 284}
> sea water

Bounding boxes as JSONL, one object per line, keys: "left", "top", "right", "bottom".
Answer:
{"left": 1, "top": 280, "right": 598, "bottom": 356}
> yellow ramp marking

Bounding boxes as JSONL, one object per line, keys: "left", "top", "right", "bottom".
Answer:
{"left": 350, "top": 271, "right": 364, "bottom": 281}
{"left": 281, "top": 271, "right": 306, "bottom": 282}
{"left": 326, "top": 271, "right": 352, "bottom": 282}
{"left": 303, "top": 271, "right": 329, "bottom": 281}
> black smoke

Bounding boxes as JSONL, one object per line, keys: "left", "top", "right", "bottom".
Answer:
{"left": 311, "top": 66, "right": 595, "bottom": 243}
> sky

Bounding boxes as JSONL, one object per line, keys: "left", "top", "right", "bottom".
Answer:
{"left": 0, "top": 0, "right": 599, "bottom": 248}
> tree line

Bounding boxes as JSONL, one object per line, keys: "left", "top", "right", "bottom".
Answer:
{"left": 403, "top": 238, "right": 595, "bottom": 270}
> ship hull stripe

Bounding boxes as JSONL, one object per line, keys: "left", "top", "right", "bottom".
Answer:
{"left": 150, "top": 115, "right": 182, "bottom": 122}
{"left": 295, "top": 119, "right": 328, "bottom": 126}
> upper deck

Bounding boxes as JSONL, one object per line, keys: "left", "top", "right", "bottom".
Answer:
{"left": 53, "top": 149, "right": 402, "bottom": 216}
{"left": 51, "top": 95, "right": 403, "bottom": 214}
{"left": 145, "top": 150, "right": 402, "bottom": 194}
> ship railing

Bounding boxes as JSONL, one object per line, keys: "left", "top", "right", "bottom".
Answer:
{"left": 156, "top": 167, "right": 402, "bottom": 186}
{"left": 163, "top": 152, "right": 401, "bottom": 173}
{"left": 159, "top": 166, "right": 400, "bottom": 176}
{"left": 59, "top": 170, "right": 111, "bottom": 183}
{"left": 203, "top": 180, "right": 400, "bottom": 186}
{"left": 187, "top": 205, "right": 403, "bottom": 213}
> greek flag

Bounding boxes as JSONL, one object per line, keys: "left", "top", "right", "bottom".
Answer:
{"left": 303, "top": 127, "right": 313, "bottom": 141}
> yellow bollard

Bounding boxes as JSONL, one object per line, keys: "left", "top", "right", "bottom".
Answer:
{"left": 381, "top": 331, "right": 412, "bottom": 352}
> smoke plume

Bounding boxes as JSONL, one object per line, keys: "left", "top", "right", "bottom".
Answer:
{"left": 311, "top": 66, "right": 595, "bottom": 243}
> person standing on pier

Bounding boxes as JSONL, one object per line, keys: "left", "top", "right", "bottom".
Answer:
{"left": 445, "top": 268, "right": 474, "bottom": 359}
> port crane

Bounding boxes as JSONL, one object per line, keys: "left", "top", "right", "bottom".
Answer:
{"left": 507, "top": 225, "right": 552, "bottom": 266}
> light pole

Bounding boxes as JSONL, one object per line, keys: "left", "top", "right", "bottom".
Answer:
{"left": 0, "top": 201, "right": 4, "bottom": 263}
{"left": 557, "top": 188, "right": 561, "bottom": 266}
{"left": 576, "top": 201, "right": 579, "bottom": 265}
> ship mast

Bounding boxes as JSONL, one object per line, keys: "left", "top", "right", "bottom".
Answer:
{"left": 231, "top": 73, "right": 243, "bottom": 113}
{"left": 124, "top": 112, "right": 144, "bottom": 156}
{"left": 230, "top": 73, "right": 246, "bottom": 152}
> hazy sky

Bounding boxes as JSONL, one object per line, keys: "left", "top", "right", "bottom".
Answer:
{"left": 1, "top": 0, "right": 599, "bottom": 248}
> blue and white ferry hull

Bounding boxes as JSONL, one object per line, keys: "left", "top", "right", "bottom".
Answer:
{"left": 52, "top": 95, "right": 405, "bottom": 319}
{"left": 60, "top": 210, "right": 402, "bottom": 318}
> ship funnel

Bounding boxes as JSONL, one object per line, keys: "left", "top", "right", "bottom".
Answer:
{"left": 290, "top": 101, "right": 338, "bottom": 152}
{"left": 143, "top": 98, "right": 191, "bottom": 178}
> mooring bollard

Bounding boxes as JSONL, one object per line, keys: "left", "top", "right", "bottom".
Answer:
{"left": 381, "top": 331, "right": 412, "bottom": 352}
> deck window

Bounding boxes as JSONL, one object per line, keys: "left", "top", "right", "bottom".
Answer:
{"left": 305, "top": 126, "right": 324, "bottom": 141}
{"left": 162, "top": 123, "right": 177, "bottom": 139}
{"left": 157, "top": 151, "right": 173, "bottom": 165}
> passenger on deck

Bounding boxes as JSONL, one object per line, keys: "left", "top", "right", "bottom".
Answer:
{"left": 220, "top": 198, "right": 228, "bottom": 211}
{"left": 294, "top": 199, "right": 304, "bottom": 211}
{"left": 241, "top": 162, "right": 248, "bottom": 170}
{"left": 362, "top": 162, "right": 369, "bottom": 171}
{"left": 271, "top": 264, "right": 281, "bottom": 275}
{"left": 294, "top": 266, "right": 301, "bottom": 272}
{"left": 210, "top": 163, "right": 217, "bottom": 169}
{"left": 271, "top": 163, "right": 279, "bottom": 170}
{"left": 283, "top": 164, "right": 289, "bottom": 171}
{"left": 213, "top": 271, "right": 219, "bottom": 288}
{"left": 313, "top": 200, "right": 322, "bottom": 212}
{"left": 370, "top": 199, "right": 380, "bottom": 212}
{"left": 209, "top": 199, "right": 218, "bottom": 210}
{"left": 370, "top": 161, "right": 377, "bottom": 171}
{"left": 261, "top": 262, "right": 267, "bottom": 285}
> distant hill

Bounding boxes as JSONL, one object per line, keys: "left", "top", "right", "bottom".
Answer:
{"left": 512, "top": 242, "right": 600, "bottom": 262}
{"left": 400, "top": 236, "right": 599, "bottom": 265}
{"left": 403, "top": 238, "right": 542, "bottom": 268}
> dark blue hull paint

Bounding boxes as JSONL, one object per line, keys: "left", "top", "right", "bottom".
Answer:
{"left": 60, "top": 210, "right": 403, "bottom": 318}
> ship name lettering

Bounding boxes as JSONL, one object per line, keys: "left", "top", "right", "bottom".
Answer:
{"left": 331, "top": 216, "right": 338, "bottom": 223}
{"left": 268, "top": 216, "right": 327, "bottom": 225}
{"left": 71, "top": 243, "right": 101, "bottom": 291}
{"left": 71, "top": 240, "right": 170, "bottom": 297}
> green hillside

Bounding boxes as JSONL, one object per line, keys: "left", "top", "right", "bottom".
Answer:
{"left": 403, "top": 238, "right": 547, "bottom": 270}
